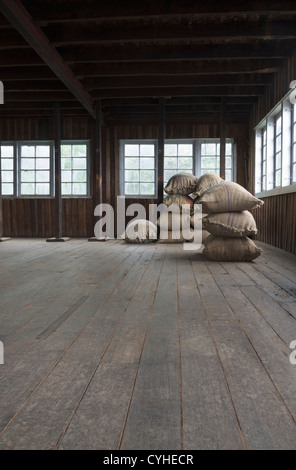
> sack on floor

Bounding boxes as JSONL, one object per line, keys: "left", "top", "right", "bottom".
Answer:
{"left": 125, "top": 219, "right": 157, "bottom": 243}
{"left": 198, "top": 181, "right": 264, "bottom": 213}
{"left": 193, "top": 173, "right": 223, "bottom": 197}
{"left": 203, "top": 235, "right": 262, "bottom": 261}
{"left": 163, "top": 194, "right": 194, "bottom": 214}
{"left": 202, "top": 211, "right": 258, "bottom": 238}
{"left": 164, "top": 173, "right": 199, "bottom": 195}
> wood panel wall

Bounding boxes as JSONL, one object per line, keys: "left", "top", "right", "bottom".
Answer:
{"left": 249, "top": 45, "right": 296, "bottom": 254}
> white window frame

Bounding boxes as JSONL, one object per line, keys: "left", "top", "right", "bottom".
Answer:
{"left": 0, "top": 142, "right": 17, "bottom": 197}
{"left": 60, "top": 140, "right": 91, "bottom": 198}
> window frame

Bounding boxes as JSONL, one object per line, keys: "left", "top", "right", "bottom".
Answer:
{"left": 60, "top": 140, "right": 91, "bottom": 198}
{"left": 0, "top": 142, "right": 17, "bottom": 197}
{"left": 292, "top": 103, "right": 296, "bottom": 184}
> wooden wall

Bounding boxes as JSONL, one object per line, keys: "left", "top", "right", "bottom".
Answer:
{"left": 249, "top": 45, "right": 296, "bottom": 254}
{"left": 1, "top": 114, "right": 249, "bottom": 238}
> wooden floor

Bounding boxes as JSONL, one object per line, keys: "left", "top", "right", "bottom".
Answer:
{"left": 0, "top": 238, "right": 296, "bottom": 450}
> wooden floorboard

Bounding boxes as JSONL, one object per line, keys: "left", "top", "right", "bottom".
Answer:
{"left": 0, "top": 239, "right": 296, "bottom": 450}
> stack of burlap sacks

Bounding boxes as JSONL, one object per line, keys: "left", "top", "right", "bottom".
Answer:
{"left": 197, "top": 178, "right": 264, "bottom": 261}
{"left": 158, "top": 172, "right": 211, "bottom": 244}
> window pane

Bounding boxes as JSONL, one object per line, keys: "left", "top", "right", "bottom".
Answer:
{"left": 276, "top": 153, "right": 281, "bottom": 169}
{"left": 61, "top": 145, "right": 72, "bottom": 157}
{"left": 1, "top": 146, "right": 14, "bottom": 157}
{"left": 36, "top": 183, "right": 50, "bottom": 195}
{"left": 225, "top": 170, "right": 232, "bottom": 181}
{"left": 293, "top": 145, "right": 296, "bottom": 163}
{"left": 62, "top": 171, "right": 72, "bottom": 183}
{"left": 125, "top": 182, "right": 139, "bottom": 195}
{"left": 21, "top": 171, "right": 35, "bottom": 182}
{"left": 1, "top": 159, "right": 13, "bottom": 170}
{"left": 226, "top": 157, "right": 232, "bottom": 169}
{"left": 36, "top": 146, "right": 50, "bottom": 158}
{"left": 140, "top": 183, "right": 155, "bottom": 195}
{"left": 201, "top": 169, "right": 219, "bottom": 176}
{"left": 21, "top": 158, "right": 35, "bottom": 170}
{"left": 178, "top": 144, "right": 193, "bottom": 156}
{"left": 61, "top": 158, "right": 72, "bottom": 170}
{"left": 62, "top": 183, "right": 72, "bottom": 195}
{"left": 2, "top": 183, "right": 13, "bottom": 195}
{"left": 36, "top": 158, "right": 50, "bottom": 170}
{"left": 21, "top": 183, "right": 35, "bottom": 195}
{"left": 226, "top": 143, "right": 232, "bottom": 155}
{"left": 2, "top": 171, "right": 14, "bottom": 183}
{"left": 125, "top": 145, "right": 139, "bottom": 156}
{"left": 140, "top": 158, "right": 154, "bottom": 169}
{"left": 164, "top": 157, "right": 178, "bottom": 169}
{"left": 140, "top": 170, "right": 154, "bottom": 182}
{"left": 72, "top": 158, "right": 87, "bottom": 170}
{"left": 164, "top": 169, "right": 178, "bottom": 182}
{"left": 276, "top": 170, "right": 281, "bottom": 187}
{"left": 21, "top": 146, "right": 35, "bottom": 158}
{"left": 140, "top": 145, "right": 154, "bottom": 156}
{"left": 73, "top": 170, "right": 87, "bottom": 182}
{"left": 178, "top": 157, "right": 192, "bottom": 169}
{"left": 293, "top": 164, "right": 296, "bottom": 182}
{"left": 202, "top": 143, "right": 216, "bottom": 155}
{"left": 201, "top": 157, "right": 217, "bottom": 169}
{"left": 36, "top": 171, "right": 50, "bottom": 183}
{"left": 125, "top": 158, "right": 139, "bottom": 169}
{"left": 125, "top": 170, "right": 139, "bottom": 182}
{"left": 164, "top": 144, "right": 177, "bottom": 156}
{"left": 276, "top": 117, "right": 282, "bottom": 135}
{"left": 72, "top": 145, "right": 87, "bottom": 157}
{"left": 73, "top": 183, "right": 87, "bottom": 195}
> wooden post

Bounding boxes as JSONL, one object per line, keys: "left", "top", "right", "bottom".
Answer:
{"left": 0, "top": 140, "right": 11, "bottom": 242}
{"left": 89, "top": 100, "right": 106, "bottom": 241}
{"left": 47, "top": 102, "right": 70, "bottom": 242}
{"left": 220, "top": 97, "right": 226, "bottom": 180}
{"left": 158, "top": 98, "right": 165, "bottom": 205}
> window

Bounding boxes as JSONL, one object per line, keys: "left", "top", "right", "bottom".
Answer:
{"left": 164, "top": 143, "right": 194, "bottom": 186}
{"left": 293, "top": 103, "right": 296, "bottom": 183}
{"left": 274, "top": 114, "right": 282, "bottom": 187}
{"left": 61, "top": 142, "right": 89, "bottom": 196}
{"left": 120, "top": 139, "right": 235, "bottom": 197}
{"left": 261, "top": 127, "right": 267, "bottom": 192}
{"left": 200, "top": 139, "right": 234, "bottom": 181}
{"left": 19, "top": 143, "right": 52, "bottom": 196}
{"left": 122, "top": 142, "right": 156, "bottom": 197}
{"left": 1, "top": 144, "right": 15, "bottom": 196}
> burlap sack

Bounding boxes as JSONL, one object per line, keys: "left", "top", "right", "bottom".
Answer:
{"left": 194, "top": 173, "right": 223, "bottom": 196}
{"left": 199, "top": 182, "right": 264, "bottom": 213}
{"left": 157, "top": 212, "right": 191, "bottom": 231}
{"left": 202, "top": 211, "right": 258, "bottom": 238}
{"left": 125, "top": 219, "right": 157, "bottom": 243}
{"left": 164, "top": 173, "right": 199, "bottom": 195}
{"left": 163, "top": 194, "right": 194, "bottom": 214}
{"left": 203, "top": 235, "right": 262, "bottom": 261}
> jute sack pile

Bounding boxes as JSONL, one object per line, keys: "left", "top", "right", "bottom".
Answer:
{"left": 164, "top": 173, "right": 199, "bottom": 196}
{"left": 199, "top": 181, "right": 264, "bottom": 261}
{"left": 125, "top": 219, "right": 157, "bottom": 243}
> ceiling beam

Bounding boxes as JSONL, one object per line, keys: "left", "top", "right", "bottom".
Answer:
{"left": 0, "top": 0, "right": 95, "bottom": 118}
{"left": 19, "top": 0, "right": 296, "bottom": 23}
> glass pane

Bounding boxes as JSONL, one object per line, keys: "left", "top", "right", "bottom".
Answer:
{"left": 36, "top": 146, "right": 50, "bottom": 158}
{"left": 125, "top": 158, "right": 139, "bottom": 169}
{"left": 62, "top": 171, "right": 72, "bottom": 183}
{"left": 226, "top": 143, "right": 232, "bottom": 155}
{"left": 226, "top": 156, "right": 232, "bottom": 169}
{"left": 21, "top": 158, "right": 35, "bottom": 170}
{"left": 21, "top": 171, "right": 35, "bottom": 183}
{"left": 201, "top": 169, "right": 219, "bottom": 176}
{"left": 61, "top": 145, "right": 72, "bottom": 157}
{"left": 276, "top": 136, "right": 281, "bottom": 153}
{"left": 164, "top": 144, "right": 177, "bottom": 156}
{"left": 73, "top": 145, "right": 87, "bottom": 157}
{"left": 178, "top": 157, "right": 193, "bottom": 169}
{"left": 263, "top": 130, "right": 267, "bottom": 145}
{"left": 262, "top": 176, "right": 266, "bottom": 191}
{"left": 293, "top": 164, "right": 296, "bottom": 182}
{"left": 62, "top": 183, "right": 72, "bottom": 195}
{"left": 201, "top": 157, "right": 217, "bottom": 169}
{"left": 275, "top": 170, "right": 281, "bottom": 187}
{"left": 164, "top": 157, "right": 178, "bottom": 169}
{"left": 1, "top": 159, "right": 13, "bottom": 170}
{"left": 225, "top": 170, "right": 232, "bottom": 181}
{"left": 293, "top": 144, "right": 296, "bottom": 163}
{"left": 1, "top": 146, "right": 14, "bottom": 157}
{"left": 178, "top": 144, "right": 193, "bottom": 156}
{"left": 2, "top": 171, "right": 13, "bottom": 183}
{"left": 140, "top": 158, "right": 154, "bottom": 169}
{"left": 36, "top": 158, "right": 50, "bottom": 170}
{"left": 140, "top": 170, "right": 154, "bottom": 182}
{"left": 178, "top": 169, "right": 192, "bottom": 175}
{"left": 203, "top": 143, "right": 216, "bottom": 156}
{"left": 36, "top": 183, "right": 50, "bottom": 195}
{"left": 276, "top": 152, "right": 281, "bottom": 169}
{"left": 61, "top": 158, "right": 72, "bottom": 170}
{"left": 73, "top": 183, "right": 87, "bottom": 195}
{"left": 276, "top": 117, "right": 282, "bottom": 135}
{"left": 125, "top": 170, "right": 139, "bottom": 182}
{"left": 124, "top": 145, "right": 139, "bottom": 157}
{"left": 294, "top": 123, "right": 296, "bottom": 142}
{"left": 140, "top": 183, "right": 155, "bottom": 195}
{"left": 140, "top": 145, "right": 154, "bottom": 156}
{"left": 36, "top": 171, "right": 50, "bottom": 183}
{"left": 73, "top": 170, "right": 87, "bottom": 182}
{"left": 2, "top": 183, "right": 14, "bottom": 195}
{"left": 125, "top": 182, "right": 139, "bottom": 195}
{"left": 164, "top": 169, "right": 178, "bottom": 182}
{"left": 21, "top": 183, "right": 35, "bottom": 195}
{"left": 21, "top": 146, "right": 35, "bottom": 158}
{"left": 72, "top": 158, "right": 87, "bottom": 170}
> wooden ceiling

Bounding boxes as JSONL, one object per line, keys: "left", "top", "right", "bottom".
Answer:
{"left": 0, "top": 0, "right": 296, "bottom": 121}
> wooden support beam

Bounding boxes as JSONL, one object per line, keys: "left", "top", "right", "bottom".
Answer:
{"left": 158, "top": 98, "right": 165, "bottom": 205}
{"left": 47, "top": 102, "right": 70, "bottom": 242}
{"left": 0, "top": 0, "right": 95, "bottom": 118}
{"left": 220, "top": 97, "right": 226, "bottom": 180}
